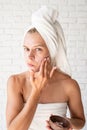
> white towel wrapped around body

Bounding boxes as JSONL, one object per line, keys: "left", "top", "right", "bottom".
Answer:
{"left": 27, "top": 6, "right": 71, "bottom": 76}
{"left": 28, "top": 103, "right": 67, "bottom": 130}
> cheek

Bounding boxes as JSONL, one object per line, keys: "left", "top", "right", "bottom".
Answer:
{"left": 35, "top": 54, "right": 48, "bottom": 63}
{"left": 35, "top": 56, "right": 44, "bottom": 64}
{"left": 34, "top": 57, "right": 44, "bottom": 72}
{"left": 35, "top": 51, "right": 50, "bottom": 62}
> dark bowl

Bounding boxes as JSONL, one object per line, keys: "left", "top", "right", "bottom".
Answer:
{"left": 49, "top": 115, "right": 71, "bottom": 130}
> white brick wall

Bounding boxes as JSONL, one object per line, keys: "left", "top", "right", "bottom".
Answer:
{"left": 0, "top": 0, "right": 87, "bottom": 129}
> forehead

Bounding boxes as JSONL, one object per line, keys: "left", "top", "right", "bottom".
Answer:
{"left": 24, "top": 32, "right": 47, "bottom": 47}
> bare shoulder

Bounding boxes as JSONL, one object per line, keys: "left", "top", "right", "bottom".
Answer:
{"left": 7, "top": 71, "right": 27, "bottom": 92}
{"left": 57, "top": 71, "right": 81, "bottom": 95}
{"left": 63, "top": 77, "right": 80, "bottom": 92}
{"left": 8, "top": 71, "right": 26, "bottom": 81}
{"left": 62, "top": 76, "right": 82, "bottom": 102}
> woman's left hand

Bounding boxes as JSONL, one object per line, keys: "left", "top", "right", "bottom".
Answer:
{"left": 46, "top": 120, "right": 72, "bottom": 130}
{"left": 46, "top": 120, "right": 52, "bottom": 130}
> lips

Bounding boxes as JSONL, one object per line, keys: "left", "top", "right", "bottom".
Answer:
{"left": 27, "top": 63, "right": 35, "bottom": 67}
{"left": 27, "top": 63, "right": 35, "bottom": 72}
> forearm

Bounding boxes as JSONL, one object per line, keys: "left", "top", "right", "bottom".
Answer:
{"left": 8, "top": 90, "right": 40, "bottom": 130}
{"left": 69, "top": 117, "right": 85, "bottom": 129}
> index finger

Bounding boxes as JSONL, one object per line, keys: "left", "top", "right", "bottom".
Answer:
{"left": 50, "top": 66, "right": 57, "bottom": 78}
{"left": 39, "top": 58, "right": 46, "bottom": 76}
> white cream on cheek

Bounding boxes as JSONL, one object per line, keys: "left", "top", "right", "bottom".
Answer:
{"left": 35, "top": 55, "right": 51, "bottom": 71}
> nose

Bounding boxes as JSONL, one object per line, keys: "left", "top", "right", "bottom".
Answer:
{"left": 28, "top": 50, "right": 34, "bottom": 59}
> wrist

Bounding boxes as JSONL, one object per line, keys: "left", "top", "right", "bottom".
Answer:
{"left": 31, "top": 88, "right": 41, "bottom": 100}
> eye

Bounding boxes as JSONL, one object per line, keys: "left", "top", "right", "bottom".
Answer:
{"left": 36, "top": 48, "right": 42, "bottom": 52}
{"left": 24, "top": 47, "right": 29, "bottom": 52}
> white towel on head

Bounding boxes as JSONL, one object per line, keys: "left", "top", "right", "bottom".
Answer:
{"left": 28, "top": 6, "right": 71, "bottom": 76}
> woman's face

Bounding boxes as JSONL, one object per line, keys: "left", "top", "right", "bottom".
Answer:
{"left": 23, "top": 32, "right": 50, "bottom": 72}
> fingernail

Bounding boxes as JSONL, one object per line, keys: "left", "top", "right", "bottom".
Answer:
{"left": 47, "top": 57, "right": 50, "bottom": 62}
{"left": 47, "top": 57, "right": 49, "bottom": 60}
{"left": 44, "top": 58, "right": 47, "bottom": 61}
{"left": 53, "top": 66, "right": 57, "bottom": 69}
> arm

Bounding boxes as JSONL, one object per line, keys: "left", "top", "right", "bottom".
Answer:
{"left": 46, "top": 79, "right": 85, "bottom": 130}
{"left": 6, "top": 75, "right": 40, "bottom": 130}
{"left": 67, "top": 79, "right": 85, "bottom": 129}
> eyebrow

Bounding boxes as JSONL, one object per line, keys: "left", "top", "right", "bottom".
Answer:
{"left": 23, "top": 44, "right": 46, "bottom": 48}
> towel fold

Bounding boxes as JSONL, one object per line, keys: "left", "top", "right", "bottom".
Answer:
{"left": 28, "top": 6, "right": 71, "bottom": 76}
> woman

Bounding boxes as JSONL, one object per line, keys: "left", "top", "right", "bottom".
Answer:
{"left": 6, "top": 6, "right": 85, "bottom": 130}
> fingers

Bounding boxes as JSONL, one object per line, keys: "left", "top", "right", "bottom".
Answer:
{"left": 44, "top": 57, "right": 52, "bottom": 78}
{"left": 50, "top": 66, "right": 57, "bottom": 78}
{"left": 46, "top": 126, "right": 52, "bottom": 130}
{"left": 39, "top": 57, "right": 49, "bottom": 77}
{"left": 39, "top": 58, "right": 46, "bottom": 77}
{"left": 46, "top": 120, "right": 52, "bottom": 130}
{"left": 39, "top": 57, "right": 57, "bottom": 79}
{"left": 44, "top": 58, "right": 49, "bottom": 78}
{"left": 46, "top": 120, "right": 49, "bottom": 125}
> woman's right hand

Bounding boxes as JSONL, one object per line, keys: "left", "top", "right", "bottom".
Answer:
{"left": 29, "top": 57, "right": 56, "bottom": 94}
